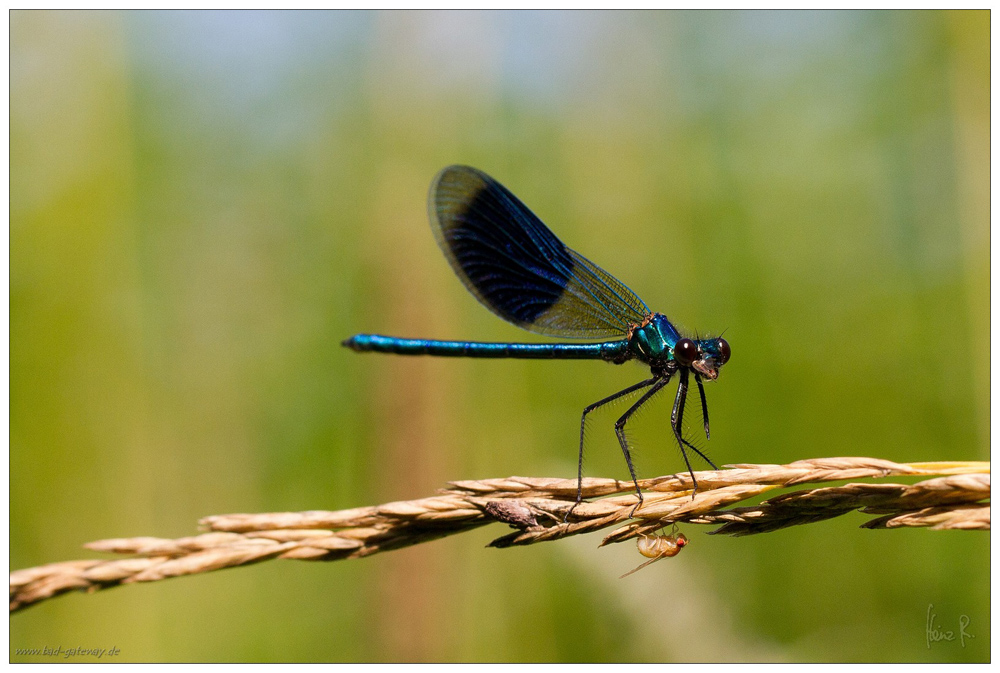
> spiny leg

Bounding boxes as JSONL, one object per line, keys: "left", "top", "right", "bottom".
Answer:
{"left": 691, "top": 374, "right": 719, "bottom": 470}
{"left": 682, "top": 440, "right": 718, "bottom": 472}
{"left": 567, "top": 377, "right": 658, "bottom": 521}
{"left": 670, "top": 370, "right": 718, "bottom": 497}
{"left": 695, "top": 373, "right": 710, "bottom": 440}
{"left": 670, "top": 369, "right": 700, "bottom": 495}
{"left": 614, "top": 376, "right": 672, "bottom": 517}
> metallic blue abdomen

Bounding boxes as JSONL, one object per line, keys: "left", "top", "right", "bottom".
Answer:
{"left": 343, "top": 334, "right": 628, "bottom": 361}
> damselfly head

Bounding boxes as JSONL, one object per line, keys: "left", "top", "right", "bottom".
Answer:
{"left": 675, "top": 336, "right": 731, "bottom": 380}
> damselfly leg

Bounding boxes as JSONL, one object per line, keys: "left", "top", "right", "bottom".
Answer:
{"left": 569, "top": 377, "right": 658, "bottom": 521}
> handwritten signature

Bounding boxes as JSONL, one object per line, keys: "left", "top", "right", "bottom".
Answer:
{"left": 926, "top": 604, "right": 974, "bottom": 648}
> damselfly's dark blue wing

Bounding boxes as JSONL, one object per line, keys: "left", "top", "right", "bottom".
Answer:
{"left": 430, "top": 165, "right": 650, "bottom": 339}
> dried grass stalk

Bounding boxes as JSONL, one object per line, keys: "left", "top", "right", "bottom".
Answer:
{"left": 10, "top": 457, "right": 988, "bottom": 613}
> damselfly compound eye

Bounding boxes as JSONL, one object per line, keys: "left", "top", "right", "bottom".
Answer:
{"left": 673, "top": 338, "right": 698, "bottom": 366}
{"left": 715, "top": 337, "right": 731, "bottom": 364}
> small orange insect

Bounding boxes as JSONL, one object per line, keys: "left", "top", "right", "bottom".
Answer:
{"left": 619, "top": 527, "right": 688, "bottom": 579}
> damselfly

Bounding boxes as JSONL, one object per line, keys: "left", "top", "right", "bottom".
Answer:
{"left": 344, "top": 166, "right": 731, "bottom": 516}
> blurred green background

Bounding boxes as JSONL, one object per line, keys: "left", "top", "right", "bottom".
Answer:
{"left": 10, "top": 9, "right": 988, "bottom": 663}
